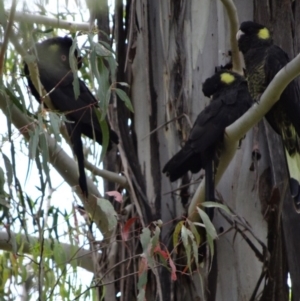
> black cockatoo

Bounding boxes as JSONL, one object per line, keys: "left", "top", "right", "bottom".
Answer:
{"left": 163, "top": 71, "right": 252, "bottom": 201}
{"left": 237, "top": 21, "right": 300, "bottom": 211}
{"left": 24, "top": 37, "right": 119, "bottom": 196}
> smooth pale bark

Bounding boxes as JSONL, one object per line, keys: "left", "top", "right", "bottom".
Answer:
{"left": 130, "top": 0, "right": 267, "bottom": 300}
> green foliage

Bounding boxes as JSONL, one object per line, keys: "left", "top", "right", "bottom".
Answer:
{"left": 115, "top": 87, "right": 134, "bottom": 113}
{"left": 69, "top": 36, "right": 80, "bottom": 100}
{"left": 96, "top": 197, "right": 118, "bottom": 231}
{"left": 138, "top": 222, "right": 177, "bottom": 298}
{"left": 0, "top": 27, "right": 99, "bottom": 301}
{"left": 171, "top": 202, "right": 231, "bottom": 280}
{"left": 0, "top": 1, "right": 135, "bottom": 300}
{"left": 94, "top": 109, "right": 109, "bottom": 162}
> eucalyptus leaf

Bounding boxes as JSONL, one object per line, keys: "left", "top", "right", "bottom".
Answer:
{"left": 97, "top": 59, "right": 110, "bottom": 117}
{"left": 196, "top": 207, "right": 218, "bottom": 240}
{"left": 207, "top": 233, "right": 214, "bottom": 260}
{"left": 98, "top": 40, "right": 116, "bottom": 54}
{"left": 140, "top": 227, "right": 151, "bottom": 252}
{"left": 89, "top": 35, "right": 111, "bottom": 117}
{"left": 151, "top": 225, "right": 161, "bottom": 252}
{"left": 173, "top": 221, "right": 184, "bottom": 250}
{"left": 96, "top": 198, "right": 118, "bottom": 231}
{"left": 94, "top": 109, "right": 109, "bottom": 162}
{"left": 106, "top": 56, "right": 117, "bottom": 75}
{"left": 0, "top": 167, "right": 5, "bottom": 195}
{"left": 28, "top": 127, "right": 39, "bottom": 160}
{"left": 35, "top": 154, "right": 46, "bottom": 195}
{"left": 186, "top": 219, "right": 201, "bottom": 246}
{"left": 94, "top": 42, "right": 111, "bottom": 57}
{"left": 115, "top": 88, "right": 134, "bottom": 113}
{"left": 186, "top": 227, "right": 199, "bottom": 266}
{"left": 5, "top": 87, "right": 26, "bottom": 113}
{"left": 202, "top": 201, "right": 231, "bottom": 214}
{"left": 2, "top": 154, "right": 12, "bottom": 187}
{"left": 69, "top": 37, "right": 80, "bottom": 100}
{"left": 39, "top": 131, "right": 51, "bottom": 189}
{"left": 181, "top": 225, "right": 191, "bottom": 271}
{"left": 53, "top": 243, "right": 67, "bottom": 269}
{"left": 48, "top": 112, "right": 61, "bottom": 142}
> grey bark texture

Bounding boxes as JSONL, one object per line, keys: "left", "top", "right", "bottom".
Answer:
{"left": 126, "top": 0, "right": 262, "bottom": 300}
{"left": 101, "top": 0, "right": 300, "bottom": 300}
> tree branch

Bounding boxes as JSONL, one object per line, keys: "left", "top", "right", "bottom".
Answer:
{"left": 7, "top": 10, "right": 94, "bottom": 32}
{"left": 85, "top": 160, "right": 128, "bottom": 188}
{"left": 0, "top": 91, "right": 117, "bottom": 239}
{"left": 7, "top": 32, "right": 125, "bottom": 238}
{"left": 60, "top": 124, "right": 128, "bottom": 188}
{"left": 220, "top": 0, "right": 244, "bottom": 74}
{"left": 188, "top": 52, "right": 300, "bottom": 220}
{"left": 0, "top": 230, "right": 95, "bottom": 272}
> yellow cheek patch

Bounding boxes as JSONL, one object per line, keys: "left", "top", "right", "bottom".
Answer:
{"left": 220, "top": 73, "right": 235, "bottom": 84}
{"left": 258, "top": 28, "right": 270, "bottom": 40}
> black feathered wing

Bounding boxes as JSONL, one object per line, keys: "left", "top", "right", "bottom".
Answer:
{"left": 24, "top": 59, "right": 118, "bottom": 196}
{"left": 163, "top": 85, "right": 251, "bottom": 182}
{"left": 25, "top": 64, "right": 119, "bottom": 147}
{"left": 264, "top": 45, "right": 300, "bottom": 210}
{"left": 47, "top": 77, "right": 119, "bottom": 147}
{"left": 162, "top": 99, "right": 225, "bottom": 182}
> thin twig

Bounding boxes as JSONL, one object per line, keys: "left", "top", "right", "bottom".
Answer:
{"left": 216, "top": 191, "right": 268, "bottom": 253}
{"left": 218, "top": 209, "right": 265, "bottom": 262}
{"left": 163, "top": 178, "right": 202, "bottom": 195}
{"left": 249, "top": 268, "right": 267, "bottom": 301}
{"left": 85, "top": 160, "right": 128, "bottom": 188}
{"left": 142, "top": 113, "right": 191, "bottom": 139}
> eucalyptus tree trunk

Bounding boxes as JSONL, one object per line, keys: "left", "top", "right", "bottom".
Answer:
{"left": 113, "top": 0, "right": 264, "bottom": 300}
{"left": 102, "top": 0, "right": 300, "bottom": 300}
{"left": 253, "top": 1, "right": 300, "bottom": 299}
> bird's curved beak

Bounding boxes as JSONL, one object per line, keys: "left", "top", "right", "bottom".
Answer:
{"left": 236, "top": 30, "right": 244, "bottom": 41}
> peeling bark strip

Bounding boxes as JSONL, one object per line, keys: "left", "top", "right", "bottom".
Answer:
{"left": 115, "top": 0, "right": 152, "bottom": 224}
{"left": 147, "top": 1, "right": 162, "bottom": 218}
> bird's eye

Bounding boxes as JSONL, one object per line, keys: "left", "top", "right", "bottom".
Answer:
{"left": 61, "top": 54, "right": 67, "bottom": 61}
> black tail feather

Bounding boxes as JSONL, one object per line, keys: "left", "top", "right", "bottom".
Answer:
{"left": 163, "top": 147, "right": 202, "bottom": 182}
{"left": 66, "top": 122, "right": 88, "bottom": 197}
